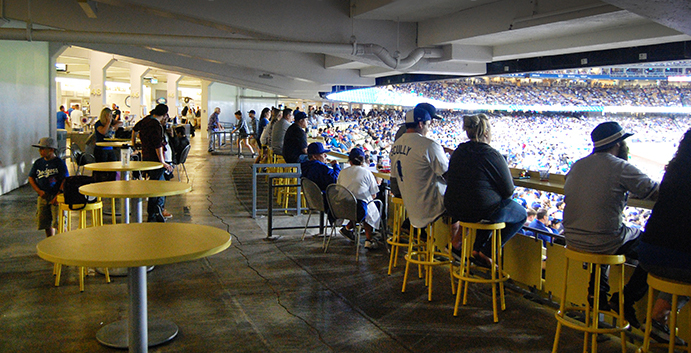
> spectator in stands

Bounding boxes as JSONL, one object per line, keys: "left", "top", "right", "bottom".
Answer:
{"left": 529, "top": 208, "right": 556, "bottom": 246}
{"left": 231, "top": 110, "right": 255, "bottom": 158}
{"left": 207, "top": 107, "right": 223, "bottom": 152}
{"left": 260, "top": 108, "right": 281, "bottom": 158}
{"left": 638, "top": 128, "right": 691, "bottom": 343}
{"left": 254, "top": 107, "right": 271, "bottom": 163}
{"left": 444, "top": 114, "right": 526, "bottom": 267}
{"left": 301, "top": 142, "right": 341, "bottom": 227}
{"left": 337, "top": 148, "right": 381, "bottom": 249}
{"left": 271, "top": 107, "right": 293, "bottom": 157}
{"left": 301, "top": 142, "right": 340, "bottom": 191}
{"left": 391, "top": 103, "right": 451, "bottom": 234}
{"left": 282, "top": 111, "right": 309, "bottom": 163}
{"left": 563, "top": 121, "right": 660, "bottom": 328}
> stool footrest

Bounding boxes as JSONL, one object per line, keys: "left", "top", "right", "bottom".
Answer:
{"left": 555, "top": 308, "right": 629, "bottom": 334}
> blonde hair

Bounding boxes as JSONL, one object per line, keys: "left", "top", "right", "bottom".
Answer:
{"left": 99, "top": 107, "right": 113, "bottom": 126}
{"left": 463, "top": 114, "right": 491, "bottom": 141}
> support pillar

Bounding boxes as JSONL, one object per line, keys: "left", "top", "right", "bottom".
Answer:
{"left": 89, "top": 51, "right": 115, "bottom": 116}
{"left": 129, "top": 64, "right": 149, "bottom": 122}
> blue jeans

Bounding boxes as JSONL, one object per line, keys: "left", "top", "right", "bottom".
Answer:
{"left": 147, "top": 167, "right": 166, "bottom": 221}
{"left": 473, "top": 199, "right": 527, "bottom": 256}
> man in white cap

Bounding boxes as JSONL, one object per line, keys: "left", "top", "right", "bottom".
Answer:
{"left": 564, "top": 121, "right": 659, "bottom": 328}
{"left": 390, "top": 103, "right": 451, "bottom": 230}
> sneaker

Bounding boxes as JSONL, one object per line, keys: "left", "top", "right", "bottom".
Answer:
{"left": 609, "top": 292, "right": 640, "bottom": 329}
{"left": 339, "top": 227, "right": 355, "bottom": 241}
{"left": 649, "top": 319, "right": 688, "bottom": 346}
{"left": 238, "top": 154, "right": 245, "bottom": 159}
{"left": 364, "top": 239, "right": 379, "bottom": 250}
{"left": 161, "top": 210, "right": 173, "bottom": 219}
{"left": 208, "top": 149, "right": 214, "bottom": 152}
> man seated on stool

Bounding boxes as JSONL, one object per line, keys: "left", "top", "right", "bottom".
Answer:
{"left": 563, "top": 121, "right": 659, "bottom": 328}
{"left": 391, "top": 103, "right": 457, "bottom": 245}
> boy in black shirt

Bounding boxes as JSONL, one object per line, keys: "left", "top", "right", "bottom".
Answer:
{"left": 28, "top": 137, "right": 68, "bottom": 237}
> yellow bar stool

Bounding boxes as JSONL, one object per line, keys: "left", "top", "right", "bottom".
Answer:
{"left": 55, "top": 194, "right": 111, "bottom": 292}
{"left": 640, "top": 274, "right": 691, "bottom": 353}
{"left": 401, "top": 217, "right": 454, "bottom": 301}
{"left": 387, "top": 196, "right": 408, "bottom": 275}
{"left": 453, "top": 221, "right": 509, "bottom": 323}
{"left": 552, "top": 248, "right": 627, "bottom": 353}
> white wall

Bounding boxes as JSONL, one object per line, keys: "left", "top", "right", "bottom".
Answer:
{"left": 0, "top": 41, "right": 50, "bottom": 195}
{"left": 208, "top": 83, "right": 238, "bottom": 125}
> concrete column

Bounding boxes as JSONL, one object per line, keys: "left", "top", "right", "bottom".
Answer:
{"left": 201, "top": 80, "right": 211, "bottom": 132}
{"left": 49, "top": 43, "right": 67, "bottom": 139}
{"left": 89, "top": 51, "right": 115, "bottom": 116}
{"left": 129, "top": 63, "right": 149, "bottom": 122}
{"left": 166, "top": 73, "right": 182, "bottom": 120}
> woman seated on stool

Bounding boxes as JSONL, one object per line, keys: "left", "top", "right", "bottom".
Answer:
{"left": 337, "top": 147, "right": 381, "bottom": 250}
{"left": 638, "top": 128, "right": 691, "bottom": 344}
{"left": 444, "top": 114, "right": 527, "bottom": 267}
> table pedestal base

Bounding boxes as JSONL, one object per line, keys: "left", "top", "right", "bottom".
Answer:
{"left": 96, "top": 266, "right": 154, "bottom": 277}
{"left": 96, "top": 317, "right": 178, "bottom": 349}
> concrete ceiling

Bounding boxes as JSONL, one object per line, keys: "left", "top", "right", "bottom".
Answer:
{"left": 1, "top": 0, "right": 690, "bottom": 99}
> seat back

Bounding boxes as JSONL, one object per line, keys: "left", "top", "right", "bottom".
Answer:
{"left": 177, "top": 144, "right": 191, "bottom": 164}
{"left": 301, "top": 177, "right": 326, "bottom": 212}
{"left": 325, "top": 184, "right": 358, "bottom": 222}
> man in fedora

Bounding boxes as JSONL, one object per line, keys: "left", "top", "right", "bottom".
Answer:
{"left": 564, "top": 121, "right": 659, "bottom": 328}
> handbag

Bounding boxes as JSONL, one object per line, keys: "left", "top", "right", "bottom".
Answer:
{"left": 62, "top": 175, "right": 98, "bottom": 210}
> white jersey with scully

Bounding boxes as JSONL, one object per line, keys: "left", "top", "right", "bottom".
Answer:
{"left": 390, "top": 132, "right": 449, "bottom": 228}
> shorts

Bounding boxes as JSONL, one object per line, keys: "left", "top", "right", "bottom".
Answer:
{"left": 36, "top": 195, "right": 59, "bottom": 230}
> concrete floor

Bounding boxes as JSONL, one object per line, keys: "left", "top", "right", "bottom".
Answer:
{"left": 0, "top": 136, "right": 643, "bottom": 352}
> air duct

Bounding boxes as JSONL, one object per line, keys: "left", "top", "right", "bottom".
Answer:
{"left": 0, "top": 27, "right": 443, "bottom": 71}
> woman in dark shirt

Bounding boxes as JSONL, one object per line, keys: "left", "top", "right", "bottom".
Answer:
{"left": 638, "top": 128, "right": 691, "bottom": 336}
{"left": 444, "top": 114, "right": 526, "bottom": 266}
{"left": 94, "top": 107, "right": 120, "bottom": 163}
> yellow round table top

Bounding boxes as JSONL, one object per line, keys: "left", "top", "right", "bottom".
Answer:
{"left": 96, "top": 141, "right": 130, "bottom": 148}
{"left": 104, "top": 138, "right": 131, "bottom": 142}
{"left": 37, "top": 223, "right": 231, "bottom": 267}
{"left": 80, "top": 180, "right": 191, "bottom": 198}
{"left": 83, "top": 161, "right": 163, "bottom": 172}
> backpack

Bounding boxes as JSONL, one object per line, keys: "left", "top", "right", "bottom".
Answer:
{"left": 63, "top": 175, "right": 98, "bottom": 210}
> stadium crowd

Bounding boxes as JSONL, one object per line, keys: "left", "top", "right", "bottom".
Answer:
{"left": 392, "top": 78, "right": 691, "bottom": 107}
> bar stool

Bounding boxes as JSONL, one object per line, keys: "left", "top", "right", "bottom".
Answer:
{"left": 387, "top": 196, "right": 408, "bottom": 275}
{"left": 552, "top": 248, "right": 627, "bottom": 353}
{"left": 452, "top": 221, "right": 509, "bottom": 322}
{"left": 55, "top": 195, "right": 110, "bottom": 292}
{"left": 401, "top": 217, "right": 454, "bottom": 301}
{"left": 640, "top": 274, "right": 691, "bottom": 353}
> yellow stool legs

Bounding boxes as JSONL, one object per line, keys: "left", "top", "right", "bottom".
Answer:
{"left": 552, "top": 248, "right": 627, "bottom": 353}
{"left": 55, "top": 197, "right": 110, "bottom": 291}
{"left": 453, "top": 222, "right": 509, "bottom": 323}
{"left": 386, "top": 197, "right": 407, "bottom": 275}
{"left": 401, "top": 218, "right": 454, "bottom": 301}
{"left": 640, "top": 274, "right": 691, "bottom": 353}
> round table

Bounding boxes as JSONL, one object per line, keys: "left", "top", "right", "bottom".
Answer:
{"left": 37, "top": 223, "right": 232, "bottom": 353}
{"left": 80, "top": 180, "right": 191, "bottom": 223}
{"left": 96, "top": 141, "right": 131, "bottom": 148}
{"left": 83, "top": 162, "right": 163, "bottom": 223}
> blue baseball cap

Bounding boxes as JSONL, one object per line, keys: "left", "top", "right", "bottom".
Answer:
{"left": 348, "top": 147, "right": 365, "bottom": 160}
{"left": 405, "top": 103, "right": 442, "bottom": 124}
{"left": 307, "top": 142, "right": 330, "bottom": 155}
